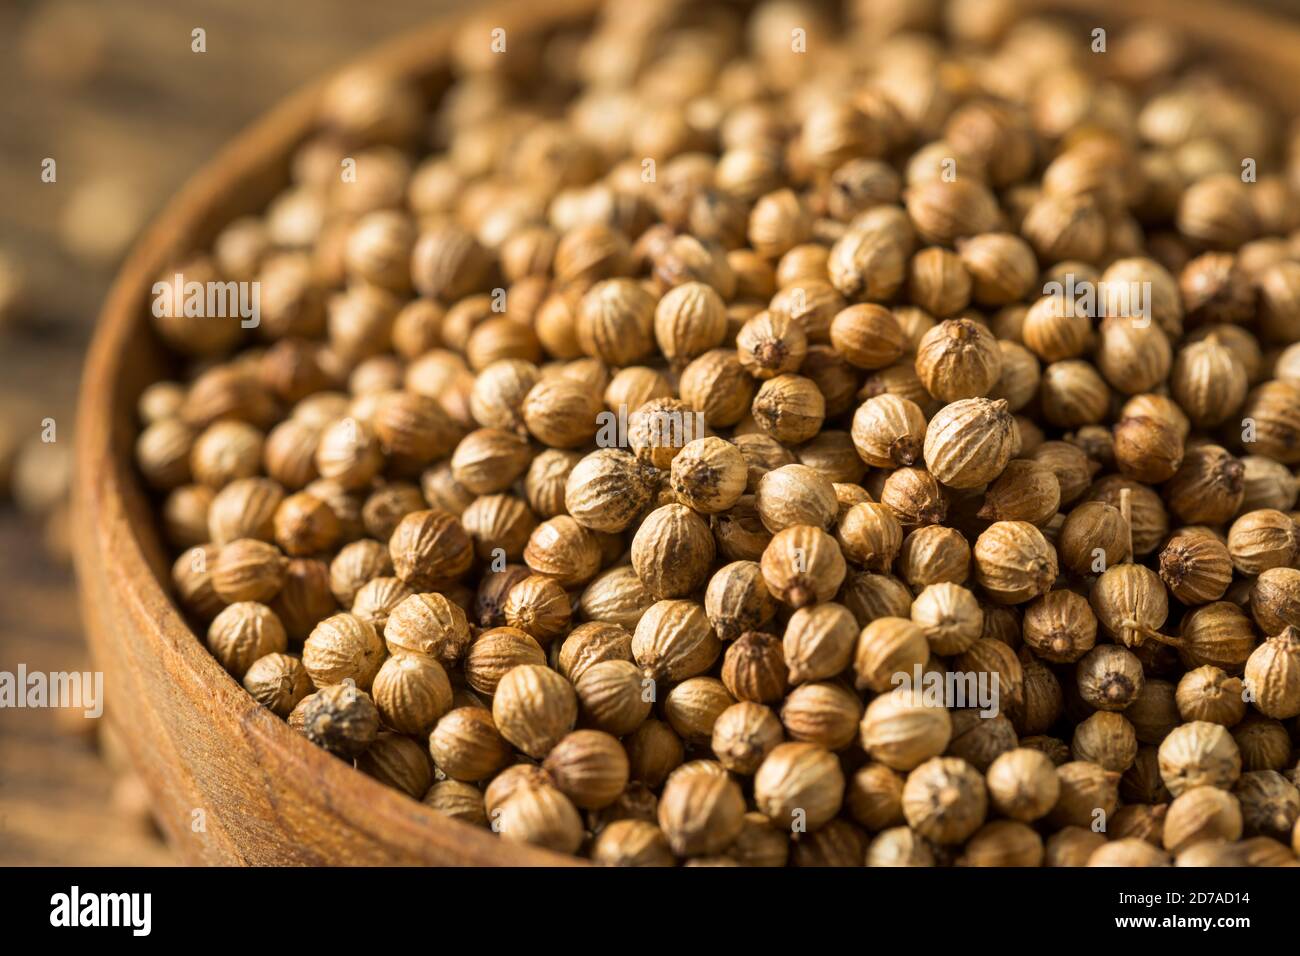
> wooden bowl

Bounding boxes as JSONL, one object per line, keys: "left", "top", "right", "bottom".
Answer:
{"left": 73, "top": 0, "right": 598, "bottom": 866}
{"left": 73, "top": 0, "right": 1300, "bottom": 866}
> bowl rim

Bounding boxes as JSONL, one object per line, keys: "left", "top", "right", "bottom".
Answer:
{"left": 73, "top": 0, "right": 601, "bottom": 867}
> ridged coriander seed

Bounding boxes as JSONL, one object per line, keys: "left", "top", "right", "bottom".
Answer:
{"left": 296, "top": 681, "right": 380, "bottom": 759}
{"left": 491, "top": 664, "right": 577, "bottom": 759}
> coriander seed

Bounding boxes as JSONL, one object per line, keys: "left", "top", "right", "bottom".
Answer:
{"left": 1113, "top": 416, "right": 1184, "bottom": 484}
{"left": 389, "top": 510, "right": 473, "bottom": 590}
{"left": 751, "top": 374, "right": 826, "bottom": 444}
{"left": 829, "top": 304, "right": 906, "bottom": 370}
{"left": 1180, "top": 601, "right": 1257, "bottom": 671}
{"left": 866, "top": 827, "right": 936, "bottom": 867}
{"left": 208, "top": 602, "right": 288, "bottom": 679}
{"left": 492, "top": 664, "right": 577, "bottom": 758}
{"left": 1162, "top": 786, "right": 1243, "bottom": 854}
{"left": 543, "top": 730, "right": 630, "bottom": 810}
{"left": 449, "top": 428, "right": 533, "bottom": 496}
{"left": 631, "top": 504, "right": 716, "bottom": 598}
{"left": 1022, "top": 294, "right": 1090, "bottom": 364}
{"left": 850, "top": 394, "right": 927, "bottom": 468}
{"left": 753, "top": 742, "right": 845, "bottom": 832}
{"left": 901, "top": 525, "right": 973, "bottom": 589}
{"left": 712, "top": 701, "right": 785, "bottom": 776}
{"left": 915, "top": 318, "right": 1003, "bottom": 401}
{"left": 782, "top": 602, "right": 859, "bottom": 685}
{"left": 383, "top": 592, "right": 472, "bottom": 669}
{"left": 577, "top": 566, "right": 652, "bottom": 631}
{"left": 524, "top": 515, "right": 603, "bottom": 588}
{"left": 1158, "top": 721, "right": 1242, "bottom": 796}
{"left": 315, "top": 418, "right": 383, "bottom": 491}
{"left": 836, "top": 502, "right": 903, "bottom": 572}
{"left": 1071, "top": 711, "right": 1139, "bottom": 772}
{"left": 846, "top": 762, "right": 905, "bottom": 832}
{"left": 973, "top": 521, "right": 1058, "bottom": 604}
{"left": 496, "top": 782, "right": 585, "bottom": 855}
{"left": 679, "top": 349, "right": 756, "bottom": 427}
{"left": 1090, "top": 564, "right": 1169, "bottom": 648}
{"left": 779, "top": 682, "right": 862, "bottom": 751}
{"left": 575, "top": 659, "right": 652, "bottom": 737}
{"left": 925, "top": 398, "right": 1016, "bottom": 489}
{"left": 756, "top": 463, "right": 838, "bottom": 532}
{"left": 502, "top": 574, "right": 571, "bottom": 644}
{"left": 1251, "top": 567, "right": 1300, "bottom": 635}
{"left": 362, "top": 483, "right": 428, "bottom": 542}
{"left": 1022, "top": 589, "right": 1097, "bottom": 663}
{"left": 1165, "top": 445, "right": 1245, "bottom": 525}
{"left": 302, "top": 611, "right": 386, "bottom": 690}
{"left": 1044, "top": 828, "right": 1107, "bottom": 868}
{"left": 1086, "top": 839, "right": 1170, "bottom": 867}
{"left": 1176, "top": 665, "right": 1246, "bottom": 727}
{"left": 172, "top": 545, "right": 224, "bottom": 621}
{"left": 590, "top": 819, "right": 675, "bottom": 867}
{"left": 670, "top": 437, "right": 748, "bottom": 515}
{"left": 1077, "top": 644, "right": 1146, "bottom": 711}
{"left": 521, "top": 376, "right": 602, "bottom": 449}
{"left": 859, "top": 688, "right": 953, "bottom": 771}
{"left": 242, "top": 652, "right": 312, "bottom": 717}
{"left": 626, "top": 719, "right": 685, "bottom": 790}
{"left": 1048, "top": 761, "right": 1120, "bottom": 829}
{"left": 1233, "top": 771, "right": 1300, "bottom": 840}
{"left": 986, "top": 748, "right": 1060, "bottom": 822}
{"left": 1232, "top": 714, "right": 1292, "bottom": 772}
{"left": 211, "top": 538, "right": 289, "bottom": 604}
{"left": 1159, "top": 531, "right": 1233, "bottom": 605}
{"left": 911, "top": 582, "right": 983, "bottom": 656}
{"left": 664, "top": 676, "right": 736, "bottom": 745}
{"left": 1127, "top": 679, "right": 1181, "bottom": 744}
{"left": 349, "top": 577, "right": 412, "bottom": 631}
{"left": 657, "top": 765, "right": 746, "bottom": 857}
{"left": 632, "top": 599, "right": 721, "bottom": 684}
{"left": 704, "top": 560, "right": 778, "bottom": 642}
{"left": 371, "top": 652, "right": 453, "bottom": 735}
{"left": 760, "top": 525, "right": 847, "bottom": 608}
{"left": 654, "top": 281, "right": 727, "bottom": 365}
{"left": 901, "top": 756, "right": 987, "bottom": 845}
{"left": 1032, "top": 441, "right": 1096, "bottom": 506}
{"left": 736, "top": 310, "right": 808, "bottom": 380}
{"left": 556, "top": 620, "right": 634, "bottom": 683}
{"left": 1227, "top": 509, "right": 1299, "bottom": 575}
{"left": 880, "top": 466, "right": 947, "bottom": 526}
{"left": 357, "top": 732, "right": 432, "bottom": 799}
{"left": 977, "top": 459, "right": 1060, "bottom": 525}
{"left": 464, "top": 627, "right": 547, "bottom": 697}
{"left": 296, "top": 681, "right": 380, "bottom": 759}
{"left": 853, "top": 617, "right": 929, "bottom": 694}
{"left": 1243, "top": 627, "right": 1300, "bottom": 719}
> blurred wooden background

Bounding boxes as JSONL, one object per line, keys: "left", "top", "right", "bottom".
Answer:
{"left": 0, "top": 0, "right": 462, "bottom": 867}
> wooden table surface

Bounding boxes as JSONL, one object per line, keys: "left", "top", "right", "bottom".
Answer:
{"left": 0, "top": 0, "right": 462, "bottom": 867}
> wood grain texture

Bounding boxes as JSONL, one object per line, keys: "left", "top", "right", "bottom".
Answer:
{"left": 70, "top": 0, "right": 1300, "bottom": 866}
{"left": 0, "top": 515, "right": 174, "bottom": 867}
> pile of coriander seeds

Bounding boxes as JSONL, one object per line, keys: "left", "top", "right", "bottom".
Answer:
{"left": 135, "top": 0, "right": 1300, "bottom": 866}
